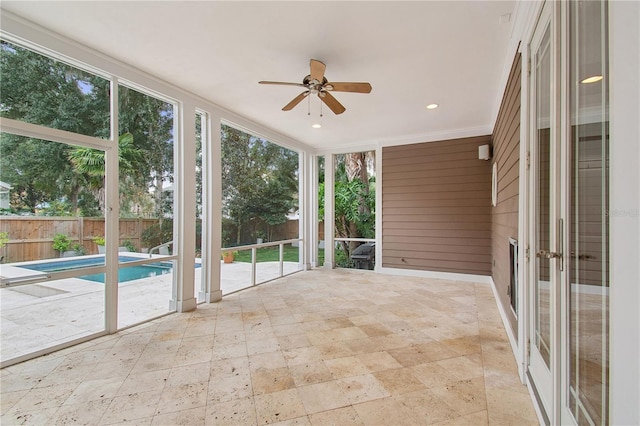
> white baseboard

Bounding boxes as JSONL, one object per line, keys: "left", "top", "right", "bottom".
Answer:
{"left": 488, "top": 276, "right": 520, "bottom": 365}
{"left": 378, "top": 266, "right": 493, "bottom": 284}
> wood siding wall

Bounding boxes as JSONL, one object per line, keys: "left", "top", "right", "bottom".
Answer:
{"left": 381, "top": 136, "right": 492, "bottom": 275}
{"left": 491, "top": 53, "right": 522, "bottom": 337}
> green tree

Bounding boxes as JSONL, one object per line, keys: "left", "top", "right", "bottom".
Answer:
{"left": 221, "top": 124, "right": 298, "bottom": 245}
{"left": 319, "top": 152, "right": 375, "bottom": 262}
{"left": 0, "top": 40, "right": 110, "bottom": 213}
{"left": 68, "top": 132, "right": 143, "bottom": 213}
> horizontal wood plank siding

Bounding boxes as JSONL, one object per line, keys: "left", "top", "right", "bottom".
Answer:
{"left": 382, "top": 135, "right": 492, "bottom": 275}
{"left": 491, "top": 52, "right": 522, "bottom": 337}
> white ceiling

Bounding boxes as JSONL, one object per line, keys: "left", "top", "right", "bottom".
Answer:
{"left": 2, "top": 1, "right": 519, "bottom": 151}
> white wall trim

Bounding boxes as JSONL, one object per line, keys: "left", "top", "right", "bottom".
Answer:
{"left": 378, "top": 267, "right": 492, "bottom": 285}
{"left": 488, "top": 277, "right": 521, "bottom": 374}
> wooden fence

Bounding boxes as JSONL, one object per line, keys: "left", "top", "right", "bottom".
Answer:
{"left": 0, "top": 217, "right": 326, "bottom": 263}
{"left": 0, "top": 217, "right": 158, "bottom": 263}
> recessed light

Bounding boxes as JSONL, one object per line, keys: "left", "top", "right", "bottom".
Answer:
{"left": 311, "top": 123, "right": 322, "bottom": 129}
{"left": 581, "top": 75, "right": 603, "bottom": 84}
{"left": 426, "top": 103, "right": 439, "bottom": 110}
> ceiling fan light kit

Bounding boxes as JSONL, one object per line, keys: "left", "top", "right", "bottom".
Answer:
{"left": 259, "top": 59, "right": 372, "bottom": 116}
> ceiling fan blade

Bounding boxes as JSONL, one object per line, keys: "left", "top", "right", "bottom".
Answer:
{"left": 325, "top": 82, "right": 372, "bottom": 93}
{"left": 310, "top": 59, "right": 326, "bottom": 83}
{"left": 319, "top": 91, "right": 346, "bottom": 115}
{"left": 259, "top": 81, "right": 306, "bottom": 88}
{"left": 282, "top": 91, "right": 310, "bottom": 111}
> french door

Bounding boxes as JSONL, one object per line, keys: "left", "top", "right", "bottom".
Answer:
{"left": 527, "top": 1, "right": 609, "bottom": 425}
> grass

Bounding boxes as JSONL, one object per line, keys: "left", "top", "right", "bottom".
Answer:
{"left": 232, "top": 245, "right": 325, "bottom": 264}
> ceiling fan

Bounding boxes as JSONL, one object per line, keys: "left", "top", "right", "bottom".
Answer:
{"left": 259, "top": 59, "right": 372, "bottom": 115}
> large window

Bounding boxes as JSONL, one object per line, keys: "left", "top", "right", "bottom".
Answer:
{"left": 0, "top": 40, "right": 110, "bottom": 139}
{"left": 220, "top": 124, "right": 300, "bottom": 293}
{"left": 332, "top": 151, "right": 376, "bottom": 270}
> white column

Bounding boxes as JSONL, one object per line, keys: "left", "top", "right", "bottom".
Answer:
{"left": 298, "top": 150, "right": 312, "bottom": 270}
{"left": 324, "top": 154, "right": 335, "bottom": 268}
{"left": 104, "top": 78, "right": 119, "bottom": 333}
{"left": 310, "top": 154, "right": 319, "bottom": 268}
{"left": 374, "top": 146, "right": 382, "bottom": 272}
{"left": 201, "top": 113, "right": 222, "bottom": 303}
{"left": 171, "top": 101, "right": 196, "bottom": 313}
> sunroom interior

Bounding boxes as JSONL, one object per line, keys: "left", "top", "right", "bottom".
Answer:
{"left": 0, "top": 1, "right": 638, "bottom": 425}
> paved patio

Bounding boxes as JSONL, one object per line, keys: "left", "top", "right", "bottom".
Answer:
{"left": 0, "top": 268, "right": 538, "bottom": 425}
{"left": 0, "top": 261, "right": 300, "bottom": 363}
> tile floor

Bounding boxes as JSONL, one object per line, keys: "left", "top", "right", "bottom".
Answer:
{"left": 0, "top": 269, "right": 539, "bottom": 425}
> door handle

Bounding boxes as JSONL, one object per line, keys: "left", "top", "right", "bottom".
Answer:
{"left": 536, "top": 249, "right": 562, "bottom": 259}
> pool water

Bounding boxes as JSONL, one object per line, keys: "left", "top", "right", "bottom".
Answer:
{"left": 80, "top": 262, "right": 173, "bottom": 283}
{"left": 19, "top": 256, "right": 199, "bottom": 284}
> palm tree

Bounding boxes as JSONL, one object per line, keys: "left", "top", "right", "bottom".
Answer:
{"left": 68, "top": 132, "right": 143, "bottom": 213}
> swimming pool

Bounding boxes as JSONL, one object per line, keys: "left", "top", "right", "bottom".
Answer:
{"left": 19, "top": 255, "right": 198, "bottom": 284}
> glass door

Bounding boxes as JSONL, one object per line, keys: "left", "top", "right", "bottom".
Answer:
{"left": 527, "top": 1, "right": 610, "bottom": 424}
{"left": 567, "top": 1, "right": 609, "bottom": 424}
{"left": 528, "top": 2, "right": 558, "bottom": 417}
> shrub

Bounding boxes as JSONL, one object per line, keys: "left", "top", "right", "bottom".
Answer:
{"left": 52, "top": 234, "right": 72, "bottom": 252}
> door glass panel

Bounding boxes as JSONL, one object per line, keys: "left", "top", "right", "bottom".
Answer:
{"left": 569, "top": 1, "right": 609, "bottom": 424}
{"left": 117, "top": 85, "right": 176, "bottom": 328}
{"left": 0, "top": 135, "right": 106, "bottom": 362}
{"left": 535, "top": 25, "right": 552, "bottom": 369}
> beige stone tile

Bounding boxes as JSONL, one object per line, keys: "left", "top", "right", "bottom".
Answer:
{"left": 99, "top": 389, "right": 162, "bottom": 425}
{"left": 297, "top": 381, "right": 350, "bottom": 414}
{"left": 249, "top": 350, "right": 287, "bottom": 372}
{"left": 207, "top": 371, "right": 252, "bottom": 404}
{"left": 358, "top": 323, "right": 393, "bottom": 337}
{"left": 337, "top": 373, "right": 390, "bottom": 405}
{"left": 7, "top": 382, "right": 76, "bottom": 413}
{"left": 213, "top": 330, "right": 246, "bottom": 346}
{"left": 210, "top": 355, "right": 250, "bottom": 379}
{"left": 155, "top": 381, "right": 208, "bottom": 415}
{"left": 205, "top": 396, "right": 256, "bottom": 425}
{"left": 395, "top": 388, "right": 458, "bottom": 424}
{"left": 251, "top": 367, "right": 296, "bottom": 395}
{"left": 441, "top": 335, "right": 482, "bottom": 356}
{"left": 166, "top": 362, "right": 211, "bottom": 388}
{"left": 283, "top": 346, "right": 322, "bottom": 367}
{"left": 271, "top": 415, "right": 311, "bottom": 426}
{"left": 309, "top": 406, "right": 363, "bottom": 425}
{"left": 356, "top": 351, "right": 403, "bottom": 372}
{"left": 374, "top": 367, "right": 426, "bottom": 395}
{"left": 84, "top": 358, "right": 138, "bottom": 381}
{"left": 315, "top": 341, "right": 355, "bottom": 360}
{"left": 117, "top": 369, "right": 170, "bottom": 396}
{"left": 352, "top": 396, "right": 421, "bottom": 425}
{"left": 431, "top": 410, "right": 489, "bottom": 426}
{"left": 254, "top": 388, "right": 307, "bottom": 424}
{"left": 486, "top": 386, "right": 539, "bottom": 425}
{"left": 130, "top": 353, "right": 177, "bottom": 374}
{"left": 272, "top": 323, "right": 305, "bottom": 337}
{"left": 324, "top": 356, "right": 370, "bottom": 379}
{"left": 64, "top": 376, "right": 126, "bottom": 405}
{"left": 277, "top": 333, "right": 311, "bottom": 351}
{"left": 211, "top": 341, "right": 248, "bottom": 361}
{"left": 430, "top": 377, "right": 487, "bottom": 417}
{"left": 0, "top": 389, "right": 28, "bottom": 413}
{"left": 49, "top": 398, "right": 113, "bottom": 425}
{"left": 151, "top": 406, "right": 206, "bottom": 425}
{"left": 435, "top": 353, "right": 484, "bottom": 381}
{"left": 289, "top": 362, "right": 333, "bottom": 386}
